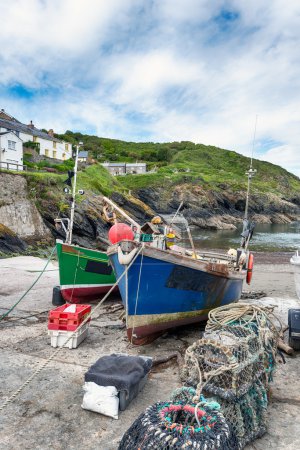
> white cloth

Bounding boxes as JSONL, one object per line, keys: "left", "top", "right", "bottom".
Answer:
{"left": 81, "top": 382, "right": 119, "bottom": 419}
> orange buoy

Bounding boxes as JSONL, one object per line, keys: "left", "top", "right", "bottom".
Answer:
{"left": 246, "top": 253, "right": 254, "bottom": 285}
{"left": 108, "top": 223, "right": 134, "bottom": 244}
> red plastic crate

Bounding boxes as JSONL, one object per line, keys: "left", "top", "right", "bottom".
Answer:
{"left": 48, "top": 304, "right": 91, "bottom": 331}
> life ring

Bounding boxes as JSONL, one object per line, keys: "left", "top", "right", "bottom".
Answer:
{"left": 246, "top": 253, "right": 254, "bottom": 285}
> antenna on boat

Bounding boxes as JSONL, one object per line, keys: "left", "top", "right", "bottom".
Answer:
{"left": 241, "top": 116, "right": 257, "bottom": 249}
{"left": 67, "top": 141, "right": 83, "bottom": 244}
{"left": 244, "top": 116, "right": 258, "bottom": 221}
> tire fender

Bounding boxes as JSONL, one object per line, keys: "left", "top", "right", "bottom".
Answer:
{"left": 118, "top": 246, "right": 137, "bottom": 265}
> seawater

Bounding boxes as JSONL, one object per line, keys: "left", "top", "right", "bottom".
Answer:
{"left": 184, "top": 222, "right": 300, "bottom": 252}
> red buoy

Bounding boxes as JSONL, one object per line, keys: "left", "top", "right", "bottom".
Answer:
{"left": 108, "top": 223, "right": 134, "bottom": 244}
{"left": 246, "top": 253, "right": 254, "bottom": 285}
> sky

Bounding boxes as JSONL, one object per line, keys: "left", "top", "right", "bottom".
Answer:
{"left": 0, "top": 0, "right": 300, "bottom": 176}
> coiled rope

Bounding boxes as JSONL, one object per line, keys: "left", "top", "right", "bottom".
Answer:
{"left": 0, "top": 245, "right": 57, "bottom": 322}
{"left": 0, "top": 244, "right": 143, "bottom": 411}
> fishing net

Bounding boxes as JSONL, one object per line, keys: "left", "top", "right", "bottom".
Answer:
{"left": 118, "top": 396, "right": 237, "bottom": 450}
{"left": 119, "top": 303, "right": 279, "bottom": 450}
{"left": 180, "top": 303, "right": 280, "bottom": 448}
{"left": 171, "top": 384, "right": 267, "bottom": 450}
{"left": 206, "top": 303, "right": 280, "bottom": 383}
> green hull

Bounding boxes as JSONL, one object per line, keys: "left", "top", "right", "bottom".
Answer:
{"left": 56, "top": 241, "right": 116, "bottom": 303}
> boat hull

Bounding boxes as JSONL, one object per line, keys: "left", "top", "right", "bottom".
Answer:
{"left": 109, "top": 244, "right": 245, "bottom": 344}
{"left": 56, "top": 241, "right": 116, "bottom": 303}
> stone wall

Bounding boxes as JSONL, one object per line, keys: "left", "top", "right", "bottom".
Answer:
{"left": 0, "top": 173, "right": 51, "bottom": 239}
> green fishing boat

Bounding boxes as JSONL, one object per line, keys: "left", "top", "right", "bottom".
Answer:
{"left": 56, "top": 240, "right": 116, "bottom": 303}
{"left": 54, "top": 143, "right": 117, "bottom": 304}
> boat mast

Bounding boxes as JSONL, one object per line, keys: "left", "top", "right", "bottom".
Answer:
{"left": 67, "top": 142, "right": 82, "bottom": 244}
{"left": 244, "top": 116, "right": 258, "bottom": 221}
{"left": 241, "top": 117, "right": 257, "bottom": 250}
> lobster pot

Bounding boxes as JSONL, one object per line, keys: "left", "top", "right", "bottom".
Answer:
{"left": 213, "top": 379, "right": 268, "bottom": 449}
{"left": 181, "top": 330, "right": 264, "bottom": 400}
{"left": 171, "top": 384, "right": 268, "bottom": 450}
{"left": 206, "top": 304, "right": 280, "bottom": 382}
{"left": 118, "top": 399, "right": 237, "bottom": 450}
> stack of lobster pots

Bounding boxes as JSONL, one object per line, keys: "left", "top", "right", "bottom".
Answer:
{"left": 181, "top": 304, "right": 279, "bottom": 449}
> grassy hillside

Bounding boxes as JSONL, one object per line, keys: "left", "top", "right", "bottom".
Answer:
{"left": 118, "top": 146, "right": 300, "bottom": 197}
{"left": 54, "top": 131, "right": 300, "bottom": 197}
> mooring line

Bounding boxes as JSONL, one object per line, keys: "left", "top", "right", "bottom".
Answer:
{"left": 0, "top": 246, "right": 57, "bottom": 323}
{"left": 0, "top": 245, "right": 142, "bottom": 412}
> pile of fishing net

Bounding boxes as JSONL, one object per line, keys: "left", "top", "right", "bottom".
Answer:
{"left": 118, "top": 303, "right": 280, "bottom": 450}
{"left": 181, "top": 303, "right": 280, "bottom": 448}
{"left": 119, "top": 393, "right": 237, "bottom": 449}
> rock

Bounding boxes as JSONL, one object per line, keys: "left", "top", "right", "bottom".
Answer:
{"left": 0, "top": 223, "right": 27, "bottom": 254}
{"left": 0, "top": 173, "right": 51, "bottom": 240}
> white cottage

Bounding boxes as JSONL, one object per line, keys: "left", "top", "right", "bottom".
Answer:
{"left": 0, "top": 109, "right": 72, "bottom": 161}
{"left": 0, "top": 130, "right": 23, "bottom": 170}
{"left": 102, "top": 162, "right": 147, "bottom": 175}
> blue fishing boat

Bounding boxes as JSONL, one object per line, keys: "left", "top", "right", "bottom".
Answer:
{"left": 108, "top": 239, "right": 250, "bottom": 345}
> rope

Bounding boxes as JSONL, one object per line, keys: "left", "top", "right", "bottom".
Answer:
{"left": 207, "top": 303, "right": 282, "bottom": 336}
{"left": 0, "top": 245, "right": 143, "bottom": 412}
{"left": 0, "top": 246, "right": 56, "bottom": 322}
{"left": 0, "top": 310, "right": 49, "bottom": 325}
{"left": 130, "top": 248, "right": 144, "bottom": 344}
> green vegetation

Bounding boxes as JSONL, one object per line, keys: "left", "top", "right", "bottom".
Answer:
{"left": 9, "top": 132, "right": 298, "bottom": 204}
{"left": 23, "top": 152, "right": 75, "bottom": 173}
{"left": 22, "top": 163, "right": 120, "bottom": 198}
{"left": 77, "top": 164, "right": 121, "bottom": 196}
{"left": 52, "top": 132, "right": 300, "bottom": 198}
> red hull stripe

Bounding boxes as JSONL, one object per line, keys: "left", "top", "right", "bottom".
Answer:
{"left": 127, "top": 312, "right": 208, "bottom": 345}
{"left": 61, "top": 285, "right": 117, "bottom": 303}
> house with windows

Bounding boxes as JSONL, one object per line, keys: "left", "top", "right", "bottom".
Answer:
{"left": 0, "top": 109, "right": 72, "bottom": 161}
{"left": 0, "top": 130, "right": 23, "bottom": 170}
{"left": 102, "top": 162, "right": 147, "bottom": 175}
{"left": 78, "top": 150, "right": 88, "bottom": 162}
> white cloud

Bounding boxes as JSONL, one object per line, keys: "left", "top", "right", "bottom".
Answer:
{"left": 0, "top": 0, "right": 300, "bottom": 176}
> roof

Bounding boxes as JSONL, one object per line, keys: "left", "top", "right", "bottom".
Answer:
{"left": 0, "top": 130, "right": 23, "bottom": 140}
{"left": 102, "top": 162, "right": 125, "bottom": 167}
{"left": 78, "top": 151, "right": 88, "bottom": 158}
{"left": 102, "top": 162, "right": 146, "bottom": 167}
{"left": 0, "top": 118, "right": 62, "bottom": 143}
{"left": 126, "top": 163, "right": 146, "bottom": 166}
{"left": 0, "top": 109, "right": 20, "bottom": 122}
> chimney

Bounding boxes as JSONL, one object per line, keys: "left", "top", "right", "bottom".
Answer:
{"left": 48, "top": 129, "right": 54, "bottom": 137}
{"left": 28, "top": 120, "right": 34, "bottom": 129}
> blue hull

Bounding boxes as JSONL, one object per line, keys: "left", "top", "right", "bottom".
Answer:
{"left": 109, "top": 247, "right": 244, "bottom": 344}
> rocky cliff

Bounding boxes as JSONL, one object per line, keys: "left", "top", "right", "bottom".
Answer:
{"left": 135, "top": 183, "right": 300, "bottom": 230}
{"left": 0, "top": 173, "right": 51, "bottom": 253}
{"left": 1, "top": 169, "right": 300, "bottom": 255}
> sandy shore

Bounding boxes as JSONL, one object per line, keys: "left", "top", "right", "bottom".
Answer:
{"left": 0, "top": 254, "right": 300, "bottom": 450}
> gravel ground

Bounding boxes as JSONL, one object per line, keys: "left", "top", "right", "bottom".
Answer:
{"left": 0, "top": 255, "right": 300, "bottom": 450}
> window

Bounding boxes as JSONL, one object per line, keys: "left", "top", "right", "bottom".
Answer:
{"left": 53, "top": 141, "right": 57, "bottom": 148}
{"left": 62, "top": 153, "right": 66, "bottom": 160}
{"left": 33, "top": 136, "right": 37, "bottom": 142}
{"left": 45, "top": 149, "right": 49, "bottom": 157}
{"left": 53, "top": 150, "right": 57, "bottom": 158}
{"left": 65, "top": 143, "right": 68, "bottom": 151}
{"left": 8, "top": 140, "right": 16, "bottom": 150}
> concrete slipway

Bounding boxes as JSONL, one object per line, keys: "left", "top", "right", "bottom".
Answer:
{"left": 0, "top": 256, "right": 300, "bottom": 450}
